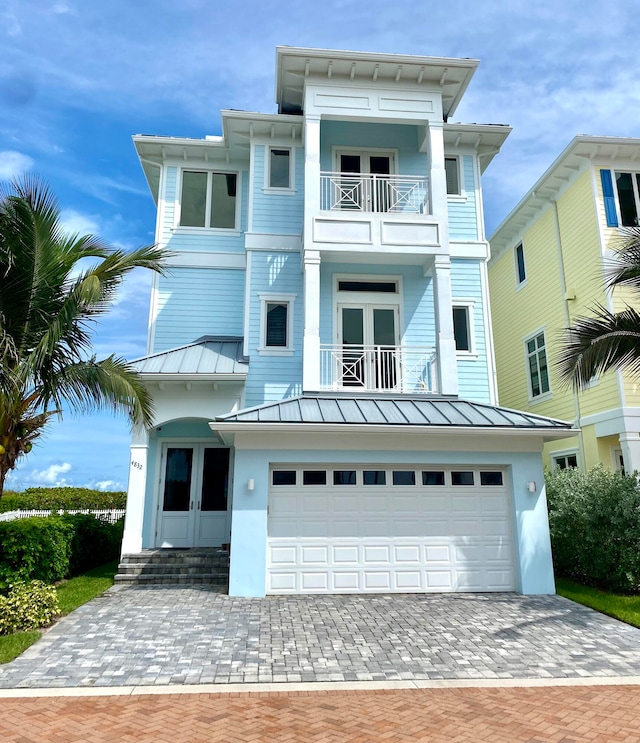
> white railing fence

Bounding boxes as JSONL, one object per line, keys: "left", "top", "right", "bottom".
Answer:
{"left": 0, "top": 509, "right": 125, "bottom": 524}
{"left": 320, "top": 172, "right": 430, "bottom": 214}
{"left": 320, "top": 345, "right": 438, "bottom": 394}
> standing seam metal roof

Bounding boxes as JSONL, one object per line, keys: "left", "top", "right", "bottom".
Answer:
{"left": 215, "top": 394, "right": 572, "bottom": 429}
{"left": 130, "top": 337, "right": 249, "bottom": 376}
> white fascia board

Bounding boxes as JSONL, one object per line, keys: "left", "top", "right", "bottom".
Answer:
{"left": 141, "top": 373, "right": 247, "bottom": 383}
{"left": 209, "top": 421, "right": 578, "bottom": 440}
{"left": 449, "top": 241, "right": 489, "bottom": 259}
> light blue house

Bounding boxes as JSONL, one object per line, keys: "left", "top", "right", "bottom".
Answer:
{"left": 123, "top": 46, "right": 575, "bottom": 597}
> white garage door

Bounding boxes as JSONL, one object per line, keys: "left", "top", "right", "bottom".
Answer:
{"left": 267, "top": 465, "right": 515, "bottom": 594}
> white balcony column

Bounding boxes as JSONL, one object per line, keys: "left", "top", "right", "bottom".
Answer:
{"left": 121, "top": 423, "right": 149, "bottom": 555}
{"left": 426, "top": 120, "right": 450, "bottom": 242}
{"left": 303, "top": 250, "right": 322, "bottom": 391}
{"left": 619, "top": 432, "right": 640, "bottom": 474}
{"left": 303, "top": 114, "right": 321, "bottom": 241}
{"left": 433, "top": 255, "right": 458, "bottom": 396}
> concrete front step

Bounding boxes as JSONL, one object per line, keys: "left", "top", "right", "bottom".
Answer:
{"left": 116, "top": 549, "right": 230, "bottom": 588}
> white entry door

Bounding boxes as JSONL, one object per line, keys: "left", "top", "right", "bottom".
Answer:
{"left": 157, "top": 444, "right": 231, "bottom": 548}
{"left": 338, "top": 304, "right": 399, "bottom": 389}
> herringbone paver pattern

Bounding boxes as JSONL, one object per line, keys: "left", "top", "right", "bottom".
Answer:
{"left": 2, "top": 686, "right": 640, "bottom": 742}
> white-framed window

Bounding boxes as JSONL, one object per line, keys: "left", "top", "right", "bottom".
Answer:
{"left": 452, "top": 299, "right": 476, "bottom": 356}
{"left": 514, "top": 242, "right": 526, "bottom": 286}
{"left": 614, "top": 171, "right": 640, "bottom": 226}
{"left": 259, "top": 293, "right": 296, "bottom": 354}
{"left": 525, "top": 329, "right": 550, "bottom": 399}
{"left": 266, "top": 147, "right": 294, "bottom": 191}
{"left": 178, "top": 170, "right": 238, "bottom": 229}
{"left": 445, "top": 156, "right": 461, "bottom": 195}
{"left": 552, "top": 452, "right": 578, "bottom": 470}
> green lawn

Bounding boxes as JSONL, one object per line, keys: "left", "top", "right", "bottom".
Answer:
{"left": 0, "top": 560, "right": 119, "bottom": 664}
{"left": 556, "top": 577, "right": 640, "bottom": 628}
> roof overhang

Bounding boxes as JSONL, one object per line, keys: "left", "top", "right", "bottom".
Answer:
{"left": 490, "top": 135, "right": 640, "bottom": 260}
{"left": 444, "top": 123, "right": 512, "bottom": 172}
{"left": 275, "top": 46, "right": 479, "bottom": 119}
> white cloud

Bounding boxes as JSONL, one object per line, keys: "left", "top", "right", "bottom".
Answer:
{"left": 90, "top": 480, "right": 123, "bottom": 492}
{"left": 11, "top": 462, "right": 74, "bottom": 488}
{"left": 59, "top": 208, "right": 100, "bottom": 236}
{"left": 0, "top": 150, "right": 34, "bottom": 179}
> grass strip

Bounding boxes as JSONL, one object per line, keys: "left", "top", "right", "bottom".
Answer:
{"left": 0, "top": 559, "right": 119, "bottom": 664}
{"left": 556, "top": 577, "right": 640, "bottom": 628}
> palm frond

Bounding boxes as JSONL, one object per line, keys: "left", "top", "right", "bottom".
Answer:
{"left": 605, "top": 226, "right": 640, "bottom": 294}
{"left": 558, "top": 303, "right": 640, "bottom": 388}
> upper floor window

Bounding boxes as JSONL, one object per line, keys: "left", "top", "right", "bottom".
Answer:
{"left": 445, "top": 157, "right": 460, "bottom": 195}
{"left": 259, "top": 293, "right": 296, "bottom": 354}
{"left": 615, "top": 171, "right": 640, "bottom": 226}
{"left": 268, "top": 148, "right": 292, "bottom": 189}
{"left": 526, "top": 331, "right": 550, "bottom": 398}
{"left": 515, "top": 243, "right": 526, "bottom": 285}
{"left": 179, "top": 170, "right": 237, "bottom": 229}
{"left": 452, "top": 303, "right": 474, "bottom": 354}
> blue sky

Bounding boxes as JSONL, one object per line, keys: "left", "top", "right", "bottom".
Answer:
{"left": 1, "top": 0, "right": 638, "bottom": 490}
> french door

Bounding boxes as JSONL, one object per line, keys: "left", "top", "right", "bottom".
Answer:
{"left": 338, "top": 304, "right": 399, "bottom": 389}
{"left": 336, "top": 151, "right": 394, "bottom": 212}
{"left": 156, "top": 444, "right": 231, "bottom": 548}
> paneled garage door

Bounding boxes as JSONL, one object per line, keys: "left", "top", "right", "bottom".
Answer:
{"left": 267, "top": 466, "right": 515, "bottom": 594}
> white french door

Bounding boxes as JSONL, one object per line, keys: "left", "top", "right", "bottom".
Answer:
{"left": 156, "top": 444, "right": 231, "bottom": 548}
{"left": 335, "top": 150, "right": 395, "bottom": 212}
{"left": 338, "top": 304, "right": 399, "bottom": 389}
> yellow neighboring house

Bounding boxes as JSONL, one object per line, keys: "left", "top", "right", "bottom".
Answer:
{"left": 489, "top": 135, "right": 640, "bottom": 473}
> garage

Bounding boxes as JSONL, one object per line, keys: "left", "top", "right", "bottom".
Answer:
{"left": 267, "top": 465, "right": 516, "bottom": 594}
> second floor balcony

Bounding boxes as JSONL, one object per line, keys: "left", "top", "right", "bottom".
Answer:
{"left": 320, "top": 344, "right": 438, "bottom": 394}
{"left": 320, "top": 172, "right": 431, "bottom": 215}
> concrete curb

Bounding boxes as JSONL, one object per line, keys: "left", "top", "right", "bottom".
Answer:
{"left": 2, "top": 675, "right": 640, "bottom": 698}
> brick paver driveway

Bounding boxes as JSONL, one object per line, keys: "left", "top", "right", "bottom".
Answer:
{"left": 3, "top": 686, "right": 640, "bottom": 742}
{"left": 2, "top": 587, "right": 640, "bottom": 688}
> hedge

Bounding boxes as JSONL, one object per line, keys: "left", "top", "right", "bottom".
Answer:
{"left": 0, "top": 514, "right": 123, "bottom": 592}
{"left": 0, "top": 581, "right": 60, "bottom": 634}
{"left": 546, "top": 465, "right": 640, "bottom": 593}
{"left": 0, "top": 487, "right": 126, "bottom": 512}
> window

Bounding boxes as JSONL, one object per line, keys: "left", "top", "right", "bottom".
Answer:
{"left": 268, "top": 148, "right": 292, "bottom": 189}
{"left": 422, "top": 471, "right": 445, "bottom": 486}
{"left": 480, "top": 471, "right": 503, "bottom": 486}
{"left": 179, "top": 170, "right": 237, "bottom": 229}
{"left": 452, "top": 471, "right": 474, "bottom": 486}
{"left": 445, "top": 157, "right": 460, "bottom": 195}
{"left": 259, "top": 294, "right": 295, "bottom": 353}
{"left": 272, "top": 470, "right": 296, "bottom": 485}
{"left": 392, "top": 471, "right": 415, "bottom": 486}
{"left": 553, "top": 454, "right": 578, "bottom": 470}
{"left": 337, "top": 280, "right": 398, "bottom": 293}
{"left": 526, "top": 331, "right": 550, "bottom": 398}
{"left": 333, "top": 470, "right": 356, "bottom": 485}
{"left": 615, "top": 171, "right": 640, "bottom": 226}
{"left": 303, "top": 470, "right": 326, "bottom": 485}
{"left": 363, "top": 470, "right": 386, "bottom": 485}
{"left": 515, "top": 243, "right": 526, "bottom": 285}
{"left": 453, "top": 306, "right": 470, "bottom": 352}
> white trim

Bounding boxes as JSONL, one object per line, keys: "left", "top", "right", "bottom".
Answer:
{"left": 612, "top": 167, "right": 640, "bottom": 227}
{"left": 452, "top": 297, "right": 476, "bottom": 357}
{"left": 444, "top": 155, "right": 464, "bottom": 197}
{"left": 479, "top": 259, "right": 498, "bottom": 405}
{"left": 550, "top": 449, "right": 579, "bottom": 470}
{"left": 243, "top": 250, "right": 252, "bottom": 358}
{"left": 449, "top": 241, "right": 490, "bottom": 259}
{"left": 258, "top": 293, "right": 297, "bottom": 354}
{"left": 474, "top": 154, "right": 486, "bottom": 241}
{"left": 263, "top": 145, "right": 296, "bottom": 194}
{"left": 163, "top": 251, "right": 246, "bottom": 269}
{"left": 523, "top": 327, "right": 551, "bottom": 402}
{"left": 175, "top": 166, "right": 240, "bottom": 231}
{"left": 248, "top": 143, "right": 255, "bottom": 233}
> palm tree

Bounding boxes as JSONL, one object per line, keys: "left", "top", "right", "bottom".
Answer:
{"left": 0, "top": 175, "right": 169, "bottom": 496}
{"left": 559, "top": 226, "right": 640, "bottom": 388}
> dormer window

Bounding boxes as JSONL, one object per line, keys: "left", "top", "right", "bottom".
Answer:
{"left": 179, "top": 170, "right": 237, "bottom": 229}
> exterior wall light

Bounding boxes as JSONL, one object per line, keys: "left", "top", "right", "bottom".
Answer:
{"left": 247, "top": 479, "right": 255, "bottom": 491}
{"left": 527, "top": 481, "right": 537, "bottom": 493}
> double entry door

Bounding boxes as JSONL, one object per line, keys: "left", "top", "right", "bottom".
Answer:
{"left": 339, "top": 304, "right": 399, "bottom": 390}
{"left": 336, "top": 151, "right": 394, "bottom": 212}
{"left": 156, "top": 444, "right": 231, "bottom": 548}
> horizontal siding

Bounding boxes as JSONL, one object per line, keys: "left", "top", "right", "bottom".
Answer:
{"left": 153, "top": 268, "right": 245, "bottom": 351}
{"left": 489, "top": 207, "right": 574, "bottom": 420}
{"left": 320, "top": 121, "right": 426, "bottom": 176}
{"left": 451, "top": 259, "right": 490, "bottom": 403}
{"left": 160, "top": 165, "right": 247, "bottom": 253}
{"left": 244, "top": 251, "right": 303, "bottom": 407}
{"left": 557, "top": 169, "right": 620, "bottom": 416}
{"left": 448, "top": 156, "right": 478, "bottom": 241}
{"left": 251, "top": 145, "right": 304, "bottom": 235}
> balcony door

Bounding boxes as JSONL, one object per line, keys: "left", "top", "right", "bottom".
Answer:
{"left": 335, "top": 150, "right": 395, "bottom": 212}
{"left": 338, "top": 304, "right": 399, "bottom": 389}
{"left": 156, "top": 444, "right": 231, "bottom": 548}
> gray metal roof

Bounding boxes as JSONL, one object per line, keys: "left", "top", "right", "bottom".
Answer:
{"left": 215, "top": 394, "right": 573, "bottom": 430}
{"left": 131, "top": 337, "right": 248, "bottom": 378}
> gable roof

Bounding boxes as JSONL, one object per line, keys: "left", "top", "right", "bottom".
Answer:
{"left": 213, "top": 394, "right": 574, "bottom": 438}
{"left": 130, "top": 337, "right": 248, "bottom": 381}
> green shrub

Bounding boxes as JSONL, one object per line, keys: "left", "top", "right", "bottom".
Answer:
{"left": 0, "top": 487, "right": 126, "bottom": 512}
{"left": 0, "top": 581, "right": 60, "bottom": 634}
{"left": 60, "top": 514, "right": 123, "bottom": 576}
{"left": 546, "top": 465, "right": 640, "bottom": 593}
{"left": 0, "top": 517, "right": 74, "bottom": 592}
